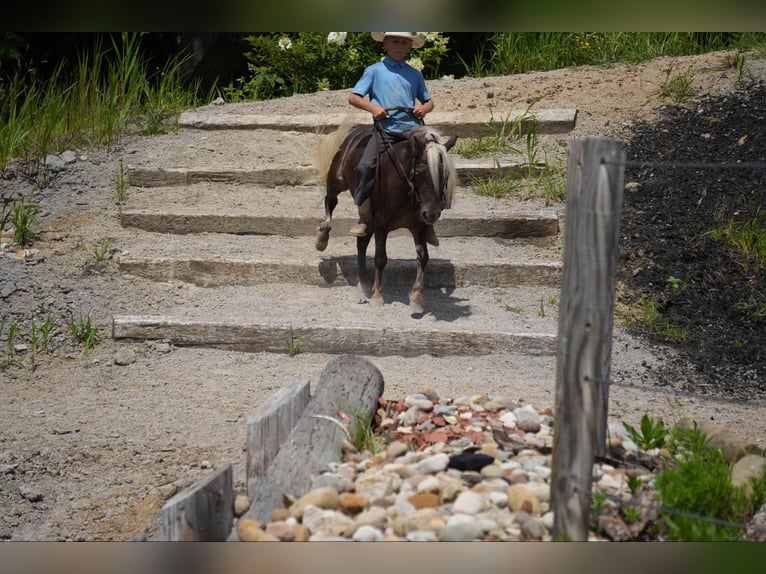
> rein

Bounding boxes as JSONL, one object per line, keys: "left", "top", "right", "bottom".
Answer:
{"left": 373, "top": 107, "right": 426, "bottom": 203}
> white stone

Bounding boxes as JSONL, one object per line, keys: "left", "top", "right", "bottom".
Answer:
{"left": 352, "top": 524, "right": 384, "bottom": 541}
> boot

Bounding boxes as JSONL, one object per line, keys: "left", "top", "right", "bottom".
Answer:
{"left": 349, "top": 198, "right": 373, "bottom": 236}
{"left": 426, "top": 225, "right": 439, "bottom": 246}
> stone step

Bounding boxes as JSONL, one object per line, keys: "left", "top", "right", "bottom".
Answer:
{"left": 177, "top": 108, "right": 578, "bottom": 138}
{"left": 119, "top": 184, "right": 560, "bottom": 238}
{"left": 125, "top": 158, "right": 547, "bottom": 188}
{"left": 111, "top": 283, "right": 560, "bottom": 357}
{"left": 117, "top": 233, "right": 561, "bottom": 289}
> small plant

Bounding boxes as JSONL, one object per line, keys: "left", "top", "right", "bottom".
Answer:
{"left": 11, "top": 194, "right": 42, "bottom": 247}
{"left": 626, "top": 474, "right": 643, "bottom": 496}
{"left": 115, "top": 159, "right": 129, "bottom": 203}
{"left": 347, "top": 407, "right": 384, "bottom": 454}
{"left": 68, "top": 312, "right": 100, "bottom": 353}
{"left": 621, "top": 504, "right": 642, "bottom": 525}
{"left": 538, "top": 296, "right": 547, "bottom": 317}
{"left": 91, "top": 239, "right": 114, "bottom": 262}
{"left": 286, "top": 324, "right": 301, "bottom": 356}
{"left": 623, "top": 414, "right": 668, "bottom": 450}
{"left": 668, "top": 420, "right": 712, "bottom": 457}
{"left": 659, "top": 65, "right": 696, "bottom": 103}
{"left": 666, "top": 276, "right": 683, "bottom": 291}
{"left": 468, "top": 162, "right": 522, "bottom": 199}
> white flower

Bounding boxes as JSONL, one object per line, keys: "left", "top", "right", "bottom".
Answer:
{"left": 407, "top": 57, "right": 424, "bottom": 71}
{"left": 278, "top": 36, "right": 292, "bottom": 50}
{"left": 421, "top": 32, "right": 442, "bottom": 42}
{"left": 327, "top": 32, "right": 347, "bottom": 46}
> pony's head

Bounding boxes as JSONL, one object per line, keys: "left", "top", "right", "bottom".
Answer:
{"left": 408, "top": 127, "right": 458, "bottom": 224}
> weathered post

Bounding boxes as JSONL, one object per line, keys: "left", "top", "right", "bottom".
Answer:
{"left": 551, "top": 137, "right": 625, "bottom": 541}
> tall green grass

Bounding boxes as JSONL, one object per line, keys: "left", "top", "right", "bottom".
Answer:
{"left": 463, "top": 32, "right": 766, "bottom": 76}
{"left": 0, "top": 33, "right": 214, "bottom": 179}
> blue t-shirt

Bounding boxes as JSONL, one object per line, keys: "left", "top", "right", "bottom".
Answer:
{"left": 352, "top": 56, "right": 432, "bottom": 136}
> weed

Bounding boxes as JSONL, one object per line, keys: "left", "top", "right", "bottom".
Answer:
{"left": 11, "top": 194, "right": 42, "bottom": 247}
{"left": 626, "top": 474, "right": 643, "bottom": 496}
{"left": 538, "top": 162, "right": 567, "bottom": 203}
{"left": 708, "top": 211, "right": 766, "bottom": 270}
{"left": 668, "top": 420, "right": 712, "bottom": 457}
{"left": 665, "top": 276, "right": 683, "bottom": 291}
{"left": 90, "top": 239, "right": 114, "bottom": 262}
{"left": 623, "top": 413, "right": 668, "bottom": 450}
{"left": 347, "top": 408, "right": 384, "bottom": 454}
{"left": 468, "top": 161, "right": 523, "bottom": 199}
{"left": 68, "top": 312, "right": 100, "bottom": 353}
{"left": 286, "top": 324, "right": 301, "bottom": 356}
{"left": 659, "top": 65, "right": 696, "bottom": 103}
{"left": 115, "top": 159, "right": 129, "bottom": 203}
{"left": 621, "top": 505, "right": 642, "bottom": 525}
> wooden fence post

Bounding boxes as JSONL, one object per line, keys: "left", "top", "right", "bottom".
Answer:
{"left": 551, "top": 137, "right": 625, "bottom": 541}
{"left": 161, "top": 464, "right": 233, "bottom": 541}
{"left": 246, "top": 378, "right": 312, "bottom": 499}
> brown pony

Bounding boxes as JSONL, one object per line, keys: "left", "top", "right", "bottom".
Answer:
{"left": 315, "top": 121, "right": 457, "bottom": 312}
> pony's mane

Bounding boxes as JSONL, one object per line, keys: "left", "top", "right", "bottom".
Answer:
{"left": 313, "top": 118, "right": 357, "bottom": 186}
{"left": 411, "top": 127, "right": 457, "bottom": 209}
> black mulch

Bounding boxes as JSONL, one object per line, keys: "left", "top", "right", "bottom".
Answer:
{"left": 618, "top": 79, "right": 766, "bottom": 402}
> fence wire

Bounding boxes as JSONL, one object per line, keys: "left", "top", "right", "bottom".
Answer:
{"left": 605, "top": 158, "right": 766, "bottom": 170}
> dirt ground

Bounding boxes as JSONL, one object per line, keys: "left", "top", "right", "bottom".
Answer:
{"left": 2, "top": 50, "right": 766, "bottom": 541}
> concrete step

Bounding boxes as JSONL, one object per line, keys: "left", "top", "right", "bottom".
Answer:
{"left": 125, "top": 157, "right": 547, "bottom": 188}
{"left": 117, "top": 232, "right": 561, "bottom": 289}
{"left": 177, "top": 108, "right": 578, "bottom": 138}
{"left": 111, "top": 283, "right": 560, "bottom": 357}
{"left": 119, "top": 184, "right": 560, "bottom": 238}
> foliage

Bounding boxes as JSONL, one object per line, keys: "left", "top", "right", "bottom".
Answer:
{"left": 10, "top": 193, "right": 42, "bottom": 247}
{"left": 623, "top": 414, "right": 668, "bottom": 450}
{"left": 0, "top": 33, "right": 214, "bottom": 183}
{"left": 225, "top": 32, "right": 450, "bottom": 102}
{"left": 68, "top": 312, "right": 100, "bottom": 354}
{"left": 654, "top": 446, "right": 765, "bottom": 540}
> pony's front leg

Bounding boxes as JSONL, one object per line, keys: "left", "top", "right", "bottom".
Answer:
{"left": 409, "top": 229, "right": 429, "bottom": 313}
{"left": 356, "top": 232, "right": 373, "bottom": 294}
{"left": 316, "top": 193, "right": 339, "bottom": 251}
{"left": 370, "top": 229, "right": 389, "bottom": 305}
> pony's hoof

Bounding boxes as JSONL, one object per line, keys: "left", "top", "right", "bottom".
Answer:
{"left": 315, "top": 239, "right": 328, "bottom": 251}
{"left": 409, "top": 300, "right": 424, "bottom": 316}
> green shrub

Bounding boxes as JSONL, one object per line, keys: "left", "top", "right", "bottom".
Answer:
{"left": 225, "top": 32, "right": 451, "bottom": 102}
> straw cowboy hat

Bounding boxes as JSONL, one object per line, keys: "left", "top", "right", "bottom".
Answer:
{"left": 371, "top": 32, "right": 426, "bottom": 49}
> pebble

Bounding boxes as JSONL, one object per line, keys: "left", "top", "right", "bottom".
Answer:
{"left": 235, "top": 391, "right": 649, "bottom": 542}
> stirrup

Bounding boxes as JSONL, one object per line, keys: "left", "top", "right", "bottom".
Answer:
{"left": 349, "top": 222, "right": 372, "bottom": 237}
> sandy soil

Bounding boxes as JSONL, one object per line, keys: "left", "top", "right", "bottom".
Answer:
{"left": 2, "top": 50, "right": 766, "bottom": 541}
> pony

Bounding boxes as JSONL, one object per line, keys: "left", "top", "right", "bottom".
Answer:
{"left": 315, "top": 119, "right": 457, "bottom": 313}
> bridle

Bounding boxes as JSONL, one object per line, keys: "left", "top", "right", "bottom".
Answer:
{"left": 372, "top": 107, "right": 445, "bottom": 206}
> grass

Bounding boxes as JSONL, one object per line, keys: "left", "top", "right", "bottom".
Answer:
{"left": 659, "top": 65, "right": 696, "bottom": 103}
{"left": 115, "top": 159, "right": 129, "bottom": 203}
{"left": 68, "top": 312, "right": 100, "bottom": 354}
{"left": 463, "top": 33, "right": 766, "bottom": 77}
{"left": 286, "top": 324, "right": 301, "bottom": 356}
{"left": 0, "top": 33, "right": 215, "bottom": 186}
{"left": 10, "top": 193, "right": 42, "bottom": 247}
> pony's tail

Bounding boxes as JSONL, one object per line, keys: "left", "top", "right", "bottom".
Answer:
{"left": 313, "top": 118, "right": 356, "bottom": 187}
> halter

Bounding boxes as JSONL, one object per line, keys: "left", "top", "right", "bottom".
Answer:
{"left": 373, "top": 110, "right": 446, "bottom": 206}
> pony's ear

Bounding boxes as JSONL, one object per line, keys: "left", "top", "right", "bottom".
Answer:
{"left": 444, "top": 135, "right": 458, "bottom": 151}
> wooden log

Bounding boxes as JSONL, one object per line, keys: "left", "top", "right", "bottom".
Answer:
{"left": 161, "top": 464, "right": 233, "bottom": 541}
{"left": 550, "top": 137, "right": 625, "bottom": 541}
{"left": 239, "top": 355, "right": 385, "bottom": 528}
{"left": 246, "top": 379, "right": 312, "bottom": 499}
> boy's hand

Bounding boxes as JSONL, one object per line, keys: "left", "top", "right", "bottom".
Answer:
{"left": 371, "top": 105, "right": 388, "bottom": 120}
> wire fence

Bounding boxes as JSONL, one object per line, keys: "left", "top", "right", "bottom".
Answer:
{"left": 610, "top": 159, "right": 766, "bottom": 170}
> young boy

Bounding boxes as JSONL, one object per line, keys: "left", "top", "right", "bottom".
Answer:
{"left": 347, "top": 32, "right": 439, "bottom": 245}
